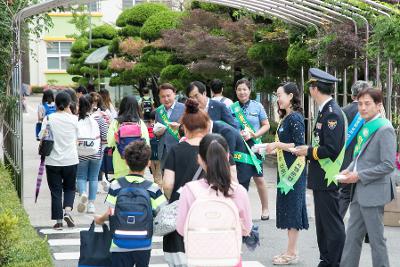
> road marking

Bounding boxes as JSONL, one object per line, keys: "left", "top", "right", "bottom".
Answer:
{"left": 53, "top": 249, "right": 164, "bottom": 260}
{"left": 48, "top": 237, "right": 163, "bottom": 246}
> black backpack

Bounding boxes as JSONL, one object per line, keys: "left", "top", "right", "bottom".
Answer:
{"left": 110, "top": 178, "right": 153, "bottom": 250}
{"left": 142, "top": 97, "right": 153, "bottom": 119}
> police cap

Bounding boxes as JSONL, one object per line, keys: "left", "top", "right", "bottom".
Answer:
{"left": 308, "top": 68, "right": 339, "bottom": 85}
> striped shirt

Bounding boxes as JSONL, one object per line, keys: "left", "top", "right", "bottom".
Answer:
{"left": 105, "top": 174, "right": 167, "bottom": 252}
{"left": 79, "top": 113, "right": 109, "bottom": 161}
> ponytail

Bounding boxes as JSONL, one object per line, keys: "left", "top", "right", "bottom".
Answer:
{"left": 199, "top": 134, "right": 232, "bottom": 197}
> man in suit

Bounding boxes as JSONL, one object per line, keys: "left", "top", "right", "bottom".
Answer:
{"left": 339, "top": 88, "right": 396, "bottom": 267}
{"left": 339, "top": 81, "right": 370, "bottom": 218}
{"left": 210, "top": 120, "right": 254, "bottom": 190}
{"left": 155, "top": 83, "right": 185, "bottom": 170}
{"left": 294, "top": 68, "right": 346, "bottom": 267}
{"left": 187, "top": 81, "right": 237, "bottom": 128}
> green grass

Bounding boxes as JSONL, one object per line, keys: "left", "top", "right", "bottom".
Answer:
{"left": 0, "top": 164, "right": 53, "bottom": 267}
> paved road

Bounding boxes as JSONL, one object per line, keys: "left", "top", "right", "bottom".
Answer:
{"left": 21, "top": 95, "right": 400, "bottom": 267}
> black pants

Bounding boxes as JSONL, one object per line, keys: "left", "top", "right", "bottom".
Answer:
{"left": 313, "top": 190, "right": 345, "bottom": 267}
{"left": 111, "top": 250, "right": 150, "bottom": 267}
{"left": 46, "top": 164, "right": 77, "bottom": 220}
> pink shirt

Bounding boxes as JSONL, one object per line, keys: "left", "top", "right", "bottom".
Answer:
{"left": 176, "top": 179, "right": 253, "bottom": 237}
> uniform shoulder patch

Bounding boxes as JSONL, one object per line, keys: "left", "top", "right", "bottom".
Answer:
{"left": 327, "top": 120, "right": 337, "bottom": 130}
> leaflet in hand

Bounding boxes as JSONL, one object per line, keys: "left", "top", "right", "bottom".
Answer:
{"left": 153, "top": 122, "right": 167, "bottom": 134}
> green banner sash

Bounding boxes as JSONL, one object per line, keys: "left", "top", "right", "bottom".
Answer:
{"left": 353, "top": 118, "right": 391, "bottom": 158}
{"left": 275, "top": 124, "right": 306, "bottom": 195}
{"left": 231, "top": 101, "right": 262, "bottom": 145}
{"left": 311, "top": 111, "right": 347, "bottom": 186}
{"left": 156, "top": 105, "right": 180, "bottom": 141}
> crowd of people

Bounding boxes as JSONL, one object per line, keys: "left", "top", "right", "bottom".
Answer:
{"left": 36, "top": 68, "right": 397, "bottom": 267}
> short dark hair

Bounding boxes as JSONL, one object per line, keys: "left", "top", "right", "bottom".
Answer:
{"left": 310, "top": 81, "right": 333, "bottom": 95}
{"left": 235, "top": 78, "right": 252, "bottom": 91}
{"left": 210, "top": 79, "right": 224, "bottom": 94}
{"left": 142, "top": 87, "right": 150, "bottom": 94}
{"left": 357, "top": 88, "right": 383, "bottom": 104}
{"left": 124, "top": 141, "right": 151, "bottom": 172}
{"left": 42, "top": 90, "right": 54, "bottom": 104}
{"left": 159, "top": 83, "right": 176, "bottom": 93}
{"left": 187, "top": 81, "right": 206, "bottom": 96}
{"left": 55, "top": 91, "right": 71, "bottom": 111}
{"left": 76, "top": 85, "right": 87, "bottom": 95}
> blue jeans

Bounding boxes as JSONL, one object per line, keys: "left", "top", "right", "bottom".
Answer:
{"left": 76, "top": 159, "right": 102, "bottom": 201}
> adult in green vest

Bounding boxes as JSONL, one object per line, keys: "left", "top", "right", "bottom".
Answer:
{"left": 293, "top": 68, "right": 345, "bottom": 267}
{"left": 232, "top": 78, "right": 270, "bottom": 220}
{"left": 339, "top": 88, "right": 396, "bottom": 267}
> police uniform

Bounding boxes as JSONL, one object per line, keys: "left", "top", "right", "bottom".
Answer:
{"left": 306, "top": 68, "right": 346, "bottom": 267}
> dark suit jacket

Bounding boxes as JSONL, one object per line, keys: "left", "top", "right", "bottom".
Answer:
{"left": 307, "top": 99, "right": 346, "bottom": 191}
{"left": 208, "top": 99, "right": 237, "bottom": 128}
{"left": 341, "top": 101, "right": 359, "bottom": 170}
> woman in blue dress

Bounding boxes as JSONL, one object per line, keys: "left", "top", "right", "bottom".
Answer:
{"left": 264, "top": 82, "right": 309, "bottom": 265}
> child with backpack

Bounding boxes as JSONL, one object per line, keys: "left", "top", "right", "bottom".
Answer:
{"left": 36, "top": 90, "right": 56, "bottom": 140}
{"left": 139, "top": 88, "right": 154, "bottom": 121}
{"left": 107, "top": 96, "right": 149, "bottom": 178}
{"left": 176, "top": 134, "right": 253, "bottom": 267}
{"left": 146, "top": 111, "right": 162, "bottom": 188}
{"left": 95, "top": 141, "right": 167, "bottom": 267}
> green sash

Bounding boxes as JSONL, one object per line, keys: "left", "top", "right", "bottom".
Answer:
{"left": 156, "top": 105, "right": 179, "bottom": 141}
{"left": 275, "top": 122, "right": 306, "bottom": 195}
{"left": 311, "top": 111, "right": 347, "bottom": 186}
{"left": 231, "top": 101, "right": 262, "bottom": 144}
{"left": 233, "top": 140, "right": 263, "bottom": 174}
{"left": 353, "top": 118, "right": 391, "bottom": 158}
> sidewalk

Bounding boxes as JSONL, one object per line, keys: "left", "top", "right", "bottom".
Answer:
{"left": 22, "top": 95, "right": 400, "bottom": 266}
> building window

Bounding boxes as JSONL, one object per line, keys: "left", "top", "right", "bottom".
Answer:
{"left": 123, "top": 0, "right": 134, "bottom": 9}
{"left": 88, "top": 1, "right": 100, "bottom": 12}
{"left": 47, "top": 42, "right": 72, "bottom": 70}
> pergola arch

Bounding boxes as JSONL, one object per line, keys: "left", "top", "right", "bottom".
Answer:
{"left": 5, "top": 0, "right": 397, "bottom": 199}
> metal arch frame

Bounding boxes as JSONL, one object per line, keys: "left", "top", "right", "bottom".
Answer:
{"left": 8, "top": 0, "right": 98, "bottom": 199}
{"left": 203, "top": 0, "right": 309, "bottom": 28}
{"left": 204, "top": 0, "right": 322, "bottom": 29}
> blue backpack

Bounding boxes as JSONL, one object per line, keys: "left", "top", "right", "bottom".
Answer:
{"left": 43, "top": 103, "right": 56, "bottom": 116}
{"left": 110, "top": 178, "right": 153, "bottom": 250}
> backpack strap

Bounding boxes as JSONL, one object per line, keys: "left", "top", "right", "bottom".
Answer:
{"left": 117, "top": 176, "right": 153, "bottom": 190}
{"left": 219, "top": 97, "right": 226, "bottom": 103}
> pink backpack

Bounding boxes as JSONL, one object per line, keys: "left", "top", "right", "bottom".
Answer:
{"left": 114, "top": 122, "right": 143, "bottom": 158}
{"left": 184, "top": 182, "right": 242, "bottom": 267}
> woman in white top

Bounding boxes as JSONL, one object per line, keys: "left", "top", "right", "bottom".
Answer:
{"left": 99, "top": 89, "right": 118, "bottom": 119}
{"left": 40, "top": 91, "right": 79, "bottom": 230}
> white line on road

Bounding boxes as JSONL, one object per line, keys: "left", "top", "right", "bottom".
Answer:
{"left": 53, "top": 249, "right": 164, "bottom": 260}
{"left": 48, "top": 236, "right": 163, "bottom": 246}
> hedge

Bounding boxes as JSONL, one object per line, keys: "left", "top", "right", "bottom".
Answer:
{"left": 0, "top": 165, "right": 53, "bottom": 267}
{"left": 140, "top": 11, "right": 183, "bottom": 41}
{"left": 118, "top": 3, "right": 169, "bottom": 27}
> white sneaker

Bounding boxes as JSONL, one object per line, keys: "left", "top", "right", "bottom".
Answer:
{"left": 101, "top": 180, "right": 110, "bottom": 192}
{"left": 87, "top": 202, "right": 95, "bottom": 214}
{"left": 77, "top": 193, "right": 88, "bottom": 213}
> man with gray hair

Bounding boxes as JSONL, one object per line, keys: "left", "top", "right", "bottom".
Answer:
{"left": 339, "top": 80, "right": 370, "bottom": 218}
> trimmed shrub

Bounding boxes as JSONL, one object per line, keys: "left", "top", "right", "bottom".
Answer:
{"left": 0, "top": 165, "right": 53, "bottom": 267}
{"left": 91, "top": 25, "right": 117, "bottom": 40}
{"left": 160, "top": 64, "right": 186, "bottom": 82}
{"left": 140, "top": 11, "right": 182, "bottom": 41}
{"left": 117, "top": 3, "right": 169, "bottom": 27}
{"left": 118, "top": 25, "right": 141, "bottom": 38}
{"left": 70, "top": 37, "right": 89, "bottom": 53}
{"left": 30, "top": 86, "right": 44, "bottom": 94}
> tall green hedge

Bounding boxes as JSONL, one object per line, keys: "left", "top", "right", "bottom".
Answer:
{"left": 0, "top": 165, "right": 53, "bottom": 267}
{"left": 116, "top": 3, "right": 169, "bottom": 27}
{"left": 140, "top": 11, "right": 183, "bottom": 41}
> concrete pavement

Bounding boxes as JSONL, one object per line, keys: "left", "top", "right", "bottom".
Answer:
{"left": 21, "top": 95, "right": 400, "bottom": 266}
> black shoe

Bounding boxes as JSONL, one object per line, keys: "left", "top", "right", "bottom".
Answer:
{"left": 261, "top": 215, "right": 270, "bottom": 221}
{"left": 63, "top": 213, "right": 75, "bottom": 228}
{"left": 53, "top": 222, "right": 63, "bottom": 230}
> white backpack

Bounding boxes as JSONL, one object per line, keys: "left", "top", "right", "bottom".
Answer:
{"left": 184, "top": 182, "right": 242, "bottom": 267}
{"left": 77, "top": 116, "right": 100, "bottom": 156}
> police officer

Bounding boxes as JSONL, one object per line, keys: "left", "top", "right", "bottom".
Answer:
{"left": 339, "top": 81, "right": 370, "bottom": 218}
{"left": 294, "top": 68, "right": 346, "bottom": 267}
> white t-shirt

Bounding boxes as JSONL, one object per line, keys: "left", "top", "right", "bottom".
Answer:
{"left": 40, "top": 112, "right": 79, "bottom": 166}
{"left": 212, "top": 96, "right": 233, "bottom": 109}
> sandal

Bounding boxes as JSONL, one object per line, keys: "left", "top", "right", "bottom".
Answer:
{"left": 272, "top": 254, "right": 299, "bottom": 265}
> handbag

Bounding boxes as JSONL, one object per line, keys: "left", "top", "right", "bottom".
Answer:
{"left": 78, "top": 221, "right": 112, "bottom": 267}
{"left": 153, "top": 166, "right": 203, "bottom": 236}
{"left": 100, "top": 147, "right": 114, "bottom": 181}
{"left": 38, "top": 116, "right": 54, "bottom": 157}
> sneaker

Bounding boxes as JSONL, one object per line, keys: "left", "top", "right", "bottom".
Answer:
{"left": 101, "top": 180, "right": 109, "bottom": 192}
{"left": 63, "top": 213, "right": 75, "bottom": 228}
{"left": 53, "top": 222, "right": 63, "bottom": 230}
{"left": 77, "top": 193, "right": 88, "bottom": 213}
{"left": 87, "top": 202, "right": 96, "bottom": 214}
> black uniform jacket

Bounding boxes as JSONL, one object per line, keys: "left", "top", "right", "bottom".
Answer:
{"left": 307, "top": 99, "right": 346, "bottom": 191}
